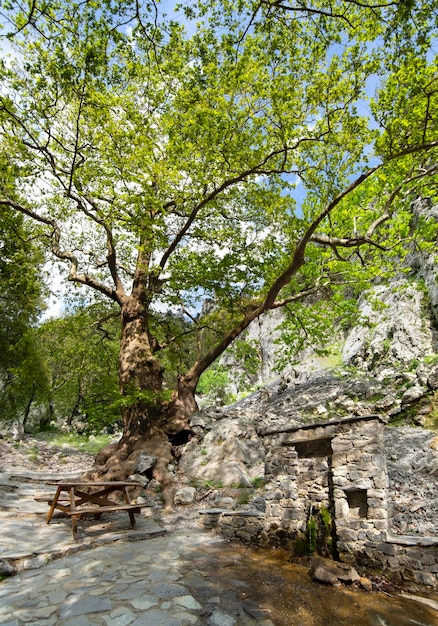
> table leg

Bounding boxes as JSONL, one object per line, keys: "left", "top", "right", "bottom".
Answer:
{"left": 70, "top": 487, "right": 78, "bottom": 539}
{"left": 128, "top": 510, "right": 137, "bottom": 529}
{"left": 46, "top": 486, "right": 62, "bottom": 524}
{"left": 124, "top": 485, "right": 137, "bottom": 528}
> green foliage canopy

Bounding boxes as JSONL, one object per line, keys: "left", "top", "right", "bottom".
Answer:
{"left": 0, "top": 0, "right": 436, "bottom": 422}
{"left": 0, "top": 204, "right": 46, "bottom": 423}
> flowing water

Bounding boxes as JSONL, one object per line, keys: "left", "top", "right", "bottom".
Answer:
{"left": 183, "top": 538, "right": 438, "bottom": 626}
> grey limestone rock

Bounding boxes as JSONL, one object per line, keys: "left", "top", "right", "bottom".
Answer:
{"left": 134, "top": 452, "right": 157, "bottom": 475}
{"left": 342, "top": 279, "right": 436, "bottom": 370}
{"left": 309, "top": 556, "right": 360, "bottom": 585}
{"left": 427, "top": 366, "right": 438, "bottom": 390}
{"left": 174, "top": 486, "right": 196, "bottom": 505}
{"left": 401, "top": 385, "right": 427, "bottom": 406}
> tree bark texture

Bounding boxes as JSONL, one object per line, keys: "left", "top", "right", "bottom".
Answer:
{"left": 111, "top": 298, "right": 193, "bottom": 440}
{"left": 118, "top": 298, "right": 165, "bottom": 440}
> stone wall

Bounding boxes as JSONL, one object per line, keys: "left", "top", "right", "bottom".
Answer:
{"left": 262, "top": 416, "right": 389, "bottom": 553}
{"left": 200, "top": 509, "right": 266, "bottom": 544}
{"left": 200, "top": 415, "right": 438, "bottom": 588}
{"left": 356, "top": 535, "right": 438, "bottom": 588}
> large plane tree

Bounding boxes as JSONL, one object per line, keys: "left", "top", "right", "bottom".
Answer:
{"left": 0, "top": 0, "right": 437, "bottom": 492}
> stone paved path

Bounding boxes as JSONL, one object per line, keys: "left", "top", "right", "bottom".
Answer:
{"left": 1, "top": 529, "right": 274, "bottom": 626}
{"left": 2, "top": 470, "right": 438, "bottom": 626}
{"left": 0, "top": 471, "right": 274, "bottom": 626}
{"left": 0, "top": 471, "right": 166, "bottom": 564}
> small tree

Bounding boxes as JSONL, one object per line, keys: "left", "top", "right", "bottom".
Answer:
{"left": 34, "top": 306, "right": 120, "bottom": 433}
{"left": 0, "top": 202, "right": 45, "bottom": 429}
{"left": 197, "top": 365, "right": 235, "bottom": 406}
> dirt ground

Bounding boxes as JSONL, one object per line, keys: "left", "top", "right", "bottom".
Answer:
{"left": 0, "top": 435, "right": 95, "bottom": 476}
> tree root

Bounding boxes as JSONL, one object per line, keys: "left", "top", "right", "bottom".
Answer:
{"left": 81, "top": 429, "right": 176, "bottom": 508}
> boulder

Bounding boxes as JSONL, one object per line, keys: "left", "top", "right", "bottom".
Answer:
{"left": 401, "top": 385, "right": 427, "bottom": 406}
{"left": 179, "top": 419, "right": 265, "bottom": 487}
{"left": 128, "top": 473, "right": 149, "bottom": 486}
{"left": 309, "top": 556, "right": 360, "bottom": 586}
{"left": 214, "top": 496, "right": 235, "bottom": 509}
{"left": 174, "top": 486, "right": 196, "bottom": 505}
{"left": 190, "top": 414, "right": 206, "bottom": 437}
{"left": 134, "top": 452, "right": 157, "bottom": 475}
{"left": 9, "top": 421, "right": 24, "bottom": 441}
{"left": 427, "top": 366, "right": 438, "bottom": 390}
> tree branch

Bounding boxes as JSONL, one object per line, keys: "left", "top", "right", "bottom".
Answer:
{"left": 271, "top": 280, "right": 330, "bottom": 308}
{"left": 262, "top": 0, "right": 400, "bottom": 26}
{"left": 66, "top": 189, "right": 126, "bottom": 298}
{"left": 182, "top": 139, "right": 438, "bottom": 384}
{"left": 0, "top": 198, "right": 122, "bottom": 303}
{"left": 309, "top": 233, "right": 388, "bottom": 250}
{"left": 159, "top": 132, "right": 330, "bottom": 272}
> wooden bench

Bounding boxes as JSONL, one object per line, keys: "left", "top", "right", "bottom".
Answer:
{"left": 35, "top": 496, "right": 69, "bottom": 504}
{"left": 36, "top": 481, "right": 145, "bottom": 539}
{"left": 67, "top": 503, "right": 141, "bottom": 521}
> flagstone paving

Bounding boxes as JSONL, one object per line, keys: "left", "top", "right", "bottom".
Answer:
{"left": 1, "top": 470, "right": 438, "bottom": 626}
{"left": 0, "top": 471, "right": 274, "bottom": 625}
{"left": 1, "top": 528, "right": 276, "bottom": 625}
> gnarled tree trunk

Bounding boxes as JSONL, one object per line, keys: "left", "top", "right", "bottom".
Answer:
{"left": 83, "top": 298, "right": 197, "bottom": 507}
{"left": 118, "top": 297, "right": 165, "bottom": 439}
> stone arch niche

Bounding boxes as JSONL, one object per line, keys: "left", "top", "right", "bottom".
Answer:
{"left": 344, "top": 489, "right": 369, "bottom": 518}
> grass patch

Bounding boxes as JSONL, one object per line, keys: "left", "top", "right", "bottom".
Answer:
{"left": 236, "top": 491, "right": 251, "bottom": 505}
{"left": 202, "top": 480, "right": 223, "bottom": 489}
{"left": 34, "top": 432, "right": 113, "bottom": 456}
{"left": 424, "top": 354, "right": 438, "bottom": 366}
{"left": 423, "top": 391, "right": 438, "bottom": 431}
{"left": 26, "top": 447, "right": 40, "bottom": 463}
{"left": 251, "top": 477, "right": 265, "bottom": 488}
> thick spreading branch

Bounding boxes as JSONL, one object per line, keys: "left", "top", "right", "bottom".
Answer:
{"left": 183, "top": 139, "right": 438, "bottom": 384}
{"left": 159, "top": 132, "right": 329, "bottom": 272}
{"left": 0, "top": 198, "right": 121, "bottom": 303}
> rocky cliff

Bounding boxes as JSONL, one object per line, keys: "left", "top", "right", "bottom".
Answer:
{"left": 180, "top": 364, "right": 438, "bottom": 537}
{"left": 178, "top": 200, "right": 438, "bottom": 543}
{"left": 216, "top": 199, "right": 438, "bottom": 396}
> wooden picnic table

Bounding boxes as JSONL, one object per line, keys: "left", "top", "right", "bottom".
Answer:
{"left": 37, "top": 480, "right": 144, "bottom": 539}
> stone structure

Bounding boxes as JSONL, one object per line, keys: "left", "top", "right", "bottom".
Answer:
{"left": 200, "top": 415, "right": 438, "bottom": 588}
{"left": 262, "top": 415, "right": 388, "bottom": 556}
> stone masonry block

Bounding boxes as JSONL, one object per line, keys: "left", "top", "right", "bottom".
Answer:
{"left": 414, "top": 571, "right": 437, "bottom": 587}
{"left": 421, "top": 554, "right": 437, "bottom": 566}
{"left": 367, "top": 489, "right": 386, "bottom": 499}
{"left": 378, "top": 543, "right": 398, "bottom": 556}
{"left": 368, "top": 508, "right": 388, "bottom": 519}
{"left": 368, "top": 498, "right": 387, "bottom": 508}
{"left": 335, "top": 499, "right": 350, "bottom": 518}
{"left": 266, "top": 504, "right": 282, "bottom": 518}
{"left": 372, "top": 475, "right": 390, "bottom": 489}
{"left": 337, "top": 527, "right": 358, "bottom": 542}
{"left": 332, "top": 441, "right": 353, "bottom": 453}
